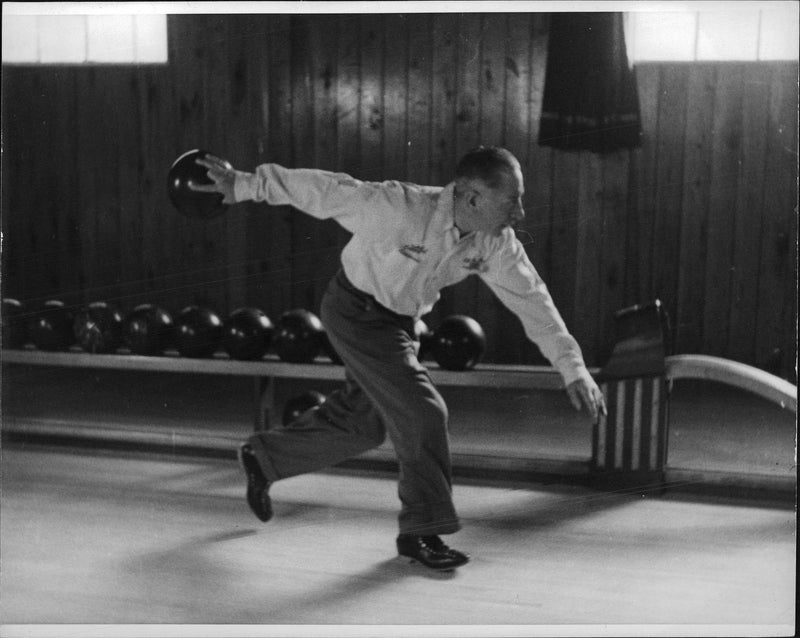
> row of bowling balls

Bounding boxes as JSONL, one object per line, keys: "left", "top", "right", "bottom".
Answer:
{"left": 2, "top": 298, "right": 487, "bottom": 370}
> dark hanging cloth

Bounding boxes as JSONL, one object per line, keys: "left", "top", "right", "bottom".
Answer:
{"left": 538, "top": 13, "right": 642, "bottom": 153}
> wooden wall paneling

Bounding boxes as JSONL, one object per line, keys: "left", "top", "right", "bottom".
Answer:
{"left": 27, "top": 70, "right": 59, "bottom": 304}
{"left": 42, "top": 69, "right": 80, "bottom": 308}
{"left": 454, "top": 14, "right": 482, "bottom": 159}
{"left": 289, "top": 16, "right": 322, "bottom": 312}
{"left": 627, "top": 64, "right": 661, "bottom": 308}
{"left": 76, "top": 68, "right": 122, "bottom": 310}
{"left": 406, "top": 14, "right": 433, "bottom": 185}
{"left": 135, "top": 61, "right": 173, "bottom": 312}
{"left": 598, "top": 149, "right": 631, "bottom": 363}
{"left": 651, "top": 66, "right": 688, "bottom": 325}
{"left": 113, "top": 68, "right": 147, "bottom": 313}
{"left": 755, "top": 63, "right": 798, "bottom": 378}
{"left": 728, "top": 64, "right": 770, "bottom": 365}
{"left": 573, "top": 152, "right": 604, "bottom": 366}
{"left": 382, "top": 14, "right": 409, "bottom": 180}
{"left": 431, "top": 14, "right": 458, "bottom": 186}
{"left": 703, "top": 65, "right": 744, "bottom": 357}
{"left": 0, "top": 69, "right": 23, "bottom": 299}
{"left": 335, "top": 15, "right": 361, "bottom": 178}
{"left": 261, "top": 15, "right": 294, "bottom": 321}
{"left": 359, "top": 15, "right": 385, "bottom": 181}
{"left": 674, "top": 65, "right": 715, "bottom": 356}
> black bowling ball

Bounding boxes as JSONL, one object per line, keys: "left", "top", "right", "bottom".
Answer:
{"left": 282, "top": 390, "right": 327, "bottom": 426}
{"left": 2, "top": 298, "right": 28, "bottom": 348}
{"left": 123, "top": 304, "right": 174, "bottom": 356}
{"left": 222, "top": 307, "right": 274, "bottom": 360}
{"left": 414, "top": 319, "right": 433, "bottom": 361}
{"left": 173, "top": 305, "right": 224, "bottom": 358}
{"left": 29, "top": 300, "right": 75, "bottom": 351}
{"left": 167, "top": 149, "right": 231, "bottom": 220}
{"left": 73, "top": 301, "right": 125, "bottom": 354}
{"left": 272, "top": 309, "right": 324, "bottom": 363}
{"left": 430, "top": 315, "right": 486, "bottom": 371}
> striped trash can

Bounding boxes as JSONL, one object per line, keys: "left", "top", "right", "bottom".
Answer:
{"left": 591, "top": 301, "right": 671, "bottom": 490}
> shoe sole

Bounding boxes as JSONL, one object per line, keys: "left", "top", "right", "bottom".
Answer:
{"left": 397, "top": 554, "right": 469, "bottom": 571}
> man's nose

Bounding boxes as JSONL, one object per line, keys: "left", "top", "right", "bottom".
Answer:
{"left": 511, "top": 205, "right": 525, "bottom": 223}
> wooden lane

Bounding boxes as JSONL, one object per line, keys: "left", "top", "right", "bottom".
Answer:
{"left": 0, "top": 445, "right": 795, "bottom": 630}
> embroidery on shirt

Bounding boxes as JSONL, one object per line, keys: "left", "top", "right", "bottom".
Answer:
{"left": 462, "top": 255, "right": 489, "bottom": 273}
{"left": 399, "top": 244, "right": 428, "bottom": 262}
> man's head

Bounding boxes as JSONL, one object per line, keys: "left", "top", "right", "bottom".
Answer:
{"left": 453, "top": 146, "right": 525, "bottom": 237}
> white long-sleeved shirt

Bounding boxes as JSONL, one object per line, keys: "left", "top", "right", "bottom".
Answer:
{"left": 234, "top": 164, "right": 590, "bottom": 386}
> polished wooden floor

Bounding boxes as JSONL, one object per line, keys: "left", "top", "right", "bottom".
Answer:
{"left": 0, "top": 445, "right": 794, "bottom": 636}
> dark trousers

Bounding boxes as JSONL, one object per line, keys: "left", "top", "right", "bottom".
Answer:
{"left": 245, "top": 270, "right": 460, "bottom": 536}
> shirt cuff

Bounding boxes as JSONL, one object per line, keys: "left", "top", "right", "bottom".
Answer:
{"left": 233, "top": 171, "right": 261, "bottom": 203}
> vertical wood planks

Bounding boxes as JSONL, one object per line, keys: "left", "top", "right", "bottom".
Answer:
{"left": 382, "top": 14, "right": 409, "bottom": 179}
{"left": 755, "top": 63, "right": 798, "bottom": 378}
{"left": 651, "top": 66, "right": 688, "bottom": 321}
{"left": 728, "top": 64, "right": 770, "bottom": 364}
{"left": 627, "top": 63, "right": 660, "bottom": 308}
{"left": 703, "top": 65, "right": 743, "bottom": 357}
{"left": 675, "top": 65, "right": 715, "bottom": 355}
{"left": 406, "top": 14, "right": 432, "bottom": 185}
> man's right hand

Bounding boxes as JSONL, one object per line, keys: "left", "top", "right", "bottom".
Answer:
{"left": 190, "top": 154, "right": 238, "bottom": 204}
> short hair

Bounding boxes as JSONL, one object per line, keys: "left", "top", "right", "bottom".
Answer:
{"left": 454, "top": 146, "right": 520, "bottom": 189}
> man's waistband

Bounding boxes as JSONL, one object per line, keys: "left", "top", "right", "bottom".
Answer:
{"left": 334, "top": 269, "right": 414, "bottom": 322}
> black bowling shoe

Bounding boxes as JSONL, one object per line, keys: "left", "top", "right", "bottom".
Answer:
{"left": 396, "top": 534, "right": 470, "bottom": 570}
{"left": 238, "top": 444, "right": 273, "bottom": 522}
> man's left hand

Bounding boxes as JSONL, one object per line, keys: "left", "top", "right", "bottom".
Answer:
{"left": 566, "top": 375, "right": 607, "bottom": 421}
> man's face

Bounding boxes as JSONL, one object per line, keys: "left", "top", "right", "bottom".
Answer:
{"left": 465, "top": 166, "right": 526, "bottom": 237}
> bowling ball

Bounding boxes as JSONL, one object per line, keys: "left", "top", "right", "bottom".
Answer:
{"left": 272, "top": 308, "right": 324, "bottom": 363}
{"left": 167, "top": 149, "right": 232, "bottom": 220}
{"left": 123, "top": 304, "right": 174, "bottom": 356}
{"left": 321, "top": 331, "right": 344, "bottom": 365}
{"left": 430, "top": 315, "right": 486, "bottom": 371}
{"left": 27, "top": 300, "right": 75, "bottom": 351}
{"left": 282, "top": 390, "right": 326, "bottom": 426}
{"left": 173, "top": 305, "right": 224, "bottom": 358}
{"left": 414, "top": 319, "right": 433, "bottom": 361}
{"left": 73, "top": 301, "right": 125, "bottom": 354}
{"left": 2, "top": 298, "right": 28, "bottom": 348}
{"left": 222, "top": 307, "right": 274, "bottom": 360}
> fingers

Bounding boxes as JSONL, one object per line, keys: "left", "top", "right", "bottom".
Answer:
{"left": 567, "top": 384, "right": 582, "bottom": 411}
{"left": 566, "top": 379, "right": 606, "bottom": 421}
{"left": 187, "top": 183, "right": 218, "bottom": 193}
{"left": 189, "top": 157, "right": 232, "bottom": 196}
